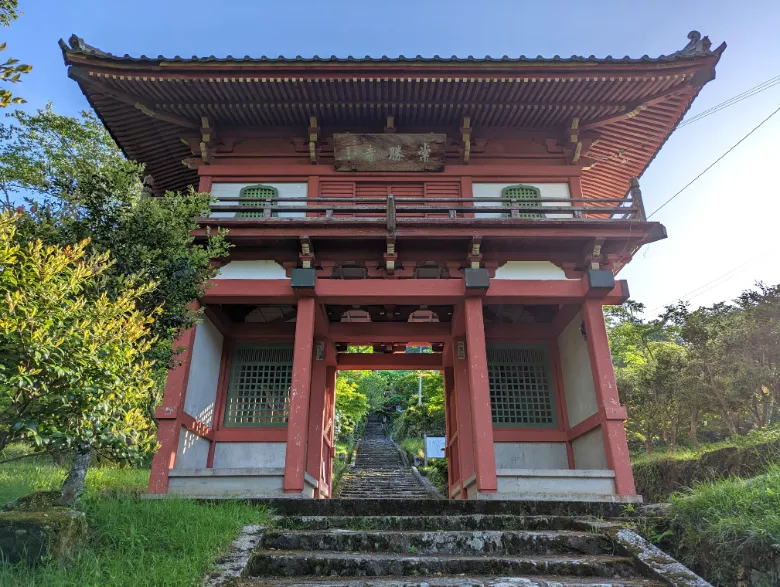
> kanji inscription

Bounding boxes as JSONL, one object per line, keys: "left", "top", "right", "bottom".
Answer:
{"left": 334, "top": 133, "right": 446, "bottom": 171}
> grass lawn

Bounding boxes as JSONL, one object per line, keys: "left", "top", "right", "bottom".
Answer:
{"left": 0, "top": 450, "right": 271, "bottom": 587}
{"left": 666, "top": 465, "right": 780, "bottom": 585}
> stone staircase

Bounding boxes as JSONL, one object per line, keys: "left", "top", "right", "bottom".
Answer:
{"left": 335, "top": 418, "right": 433, "bottom": 500}
{"left": 218, "top": 499, "right": 709, "bottom": 587}
{"left": 222, "top": 499, "right": 706, "bottom": 587}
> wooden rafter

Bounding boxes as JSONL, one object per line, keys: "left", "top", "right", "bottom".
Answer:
{"left": 68, "top": 67, "right": 200, "bottom": 130}
{"left": 580, "top": 86, "right": 694, "bottom": 131}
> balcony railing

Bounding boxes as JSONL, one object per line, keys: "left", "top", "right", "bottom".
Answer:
{"left": 206, "top": 192, "right": 647, "bottom": 230}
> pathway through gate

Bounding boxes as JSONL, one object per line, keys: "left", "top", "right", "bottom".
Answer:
{"left": 335, "top": 416, "right": 434, "bottom": 499}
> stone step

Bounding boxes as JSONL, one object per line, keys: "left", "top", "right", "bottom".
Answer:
{"left": 252, "top": 499, "right": 626, "bottom": 518}
{"left": 273, "top": 515, "right": 587, "bottom": 532}
{"left": 245, "top": 551, "right": 639, "bottom": 579}
{"left": 238, "top": 577, "right": 665, "bottom": 587}
{"left": 261, "top": 530, "right": 610, "bottom": 556}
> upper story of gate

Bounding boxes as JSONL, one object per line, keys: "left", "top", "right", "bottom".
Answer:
{"left": 61, "top": 32, "right": 724, "bottom": 273}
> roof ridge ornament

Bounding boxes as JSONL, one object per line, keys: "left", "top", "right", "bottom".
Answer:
{"left": 68, "top": 35, "right": 112, "bottom": 58}
{"left": 672, "top": 31, "right": 713, "bottom": 57}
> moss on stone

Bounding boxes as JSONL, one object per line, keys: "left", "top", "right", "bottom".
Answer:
{"left": 0, "top": 506, "right": 87, "bottom": 564}
{"left": 2, "top": 490, "right": 63, "bottom": 512}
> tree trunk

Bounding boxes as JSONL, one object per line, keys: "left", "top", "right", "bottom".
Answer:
{"left": 60, "top": 445, "right": 92, "bottom": 506}
{"left": 689, "top": 408, "right": 701, "bottom": 449}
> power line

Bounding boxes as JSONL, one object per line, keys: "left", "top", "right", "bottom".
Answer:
{"left": 587, "top": 78, "right": 780, "bottom": 177}
{"left": 647, "top": 104, "right": 780, "bottom": 219}
{"left": 647, "top": 245, "right": 772, "bottom": 314}
{"left": 677, "top": 74, "right": 780, "bottom": 129}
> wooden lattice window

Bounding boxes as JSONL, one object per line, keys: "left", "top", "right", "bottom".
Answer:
{"left": 236, "top": 184, "right": 278, "bottom": 218}
{"left": 501, "top": 184, "right": 543, "bottom": 219}
{"left": 223, "top": 344, "right": 293, "bottom": 427}
{"left": 487, "top": 344, "right": 556, "bottom": 427}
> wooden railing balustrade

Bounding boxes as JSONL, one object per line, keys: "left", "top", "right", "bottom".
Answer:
{"left": 205, "top": 192, "right": 646, "bottom": 224}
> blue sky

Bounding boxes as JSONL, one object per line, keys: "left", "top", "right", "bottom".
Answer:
{"left": 6, "top": 0, "right": 780, "bottom": 315}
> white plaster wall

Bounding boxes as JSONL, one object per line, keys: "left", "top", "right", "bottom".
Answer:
{"left": 215, "top": 260, "right": 288, "bottom": 280}
{"left": 558, "top": 311, "right": 599, "bottom": 427}
{"left": 572, "top": 426, "right": 609, "bottom": 470}
{"left": 210, "top": 182, "right": 307, "bottom": 218}
{"left": 174, "top": 429, "right": 210, "bottom": 469}
{"left": 494, "top": 442, "right": 569, "bottom": 470}
{"left": 472, "top": 182, "right": 572, "bottom": 219}
{"left": 496, "top": 472, "right": 615, "bottom": 495}
{"left": 168, "top": 475, "right": 284, "bottom": 496}
{"left": 494, "top": 261, "right": 576, "bottom": 281}
{"left": 212, "top": 442, "right": 287, "bottom": 469}
{"left": 184, "top": 316, "right": 223, "bottom": 427}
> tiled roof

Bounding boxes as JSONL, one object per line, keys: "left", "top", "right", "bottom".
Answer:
{"left": 61, "top": 31, "right": 724, "bottom": 65}
{"left": 61, "top": 32, "right": 725, "bottom": 197}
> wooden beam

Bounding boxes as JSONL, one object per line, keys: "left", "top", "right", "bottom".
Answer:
{"left": 203, "top": 305, "right": 232, "bottom": 336}
{"left": 580, "top": 86, "right": 693, "bottom": 131}
{"left": 484, "top": 323, "right": 554, "bottom": 340}
{"left": 337, "top": 353, "right": 443, "bottom": 370}
{"left": 68, "top": 67, "right": 200, "bottom": 130}
{"left": 201, "top": 279, "right": 296, "bottom": 304}
{"left": 551, "top": 304, "right": 582, "bottom": 337}
{"left": 315, "top": 279, "right": 465, "bottom": 305}
{"left": 329, "top": 321, "right": 451, "bottom": 343}
{"left": 201, "top": 277, "right": 629, "bottom": 307}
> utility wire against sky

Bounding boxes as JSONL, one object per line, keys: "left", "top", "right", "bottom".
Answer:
{"left": 647, "top": 246, "right": 772, "bottom": 314}
{"left": 647, "top": 104, "right": 780, "bottom": 219}
{"left": 588, "top": 74, "right": 780, "bottom": 173}
{"left": 676, "top": 73, "right": 780, "bottom": 129}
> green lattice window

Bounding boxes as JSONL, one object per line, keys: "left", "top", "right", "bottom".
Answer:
{"left": 223, "top": 344, "right": 293, "bottom": 427}
{"left": 236, "top": 184, "right": 278, "bottom": 218}
{"left": 487, "top": 344, "right": 556, "bottom": 427}
{"left": 501, "top": 184, "right": 543, "bottom": 219}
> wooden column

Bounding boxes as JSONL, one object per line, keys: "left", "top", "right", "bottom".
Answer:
{"left": 284, "top": 297, "right": 316, "bottom": 493}
{"left": 581, "top": 299, "right": 636, "bottom": 495}
{"left": 452, "top": 341, "right": 477, "bottom": 498}
{"left": 305, "top": 341, "right": 328, "bottom": 498}
{"left": 443, "top": 367, "right": 457, "bottom": 493}
{"left": 324, "top": 366, "right": 337, "bottom": 497}
{"left": 463, "top": 297, "right": 497, "bottom": 493}
{"left": 148, "top": 324, "right": 198, "bottom": 494}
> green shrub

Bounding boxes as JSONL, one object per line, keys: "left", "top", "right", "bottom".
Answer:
{"left": 666, "top": 465, "right": 780, "bottom": 586}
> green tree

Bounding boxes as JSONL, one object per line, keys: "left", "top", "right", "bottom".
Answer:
{"left": 0, "top": 105, "right": 230, "bottom": 380}
{"left": 0, "top": 1, "right": 31, "bottom": 107}
{"left": 663, "top": 302, "right": 742, "bottom": 437}
{"left": 0, "top": 212, "right": 158, "bottom": 504}
{"left": 334, "top": 376, "right": 370, "bottom": 441}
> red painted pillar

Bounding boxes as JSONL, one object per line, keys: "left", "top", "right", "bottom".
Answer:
{"left": 464, "top": 297, "right": 497, "bottom": 493}
{"left": 148, "top": 324, "right": 197, "bottom": 494}
{"left": 452, "top": 339, "right": 476, "bottom": 498}
{"left": 305, "top": 341, "right": 328, "bottom": 498}
{"left": 324, "top": 366, "right": 337, "bottom": 497}
{"left": 443, "top": 367, "right": 457, "bottom": 494}
{"left": 581, "top": 299, "right": 636, "bottom": 495}
{"left": 284, "top": 297, "right": 316, "bottom": 493}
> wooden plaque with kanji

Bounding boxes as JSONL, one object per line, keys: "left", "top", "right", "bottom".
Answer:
{"left": 334, "top": 133, "right": 446, "bottom": 172}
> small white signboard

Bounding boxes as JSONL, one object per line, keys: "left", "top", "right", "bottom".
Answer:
{"left": 424, "top": 435, "right": 446, "bottom": 465}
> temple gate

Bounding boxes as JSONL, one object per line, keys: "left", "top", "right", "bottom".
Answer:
{"left": 61, "top": 31, "right": 724, "bottom": 500}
